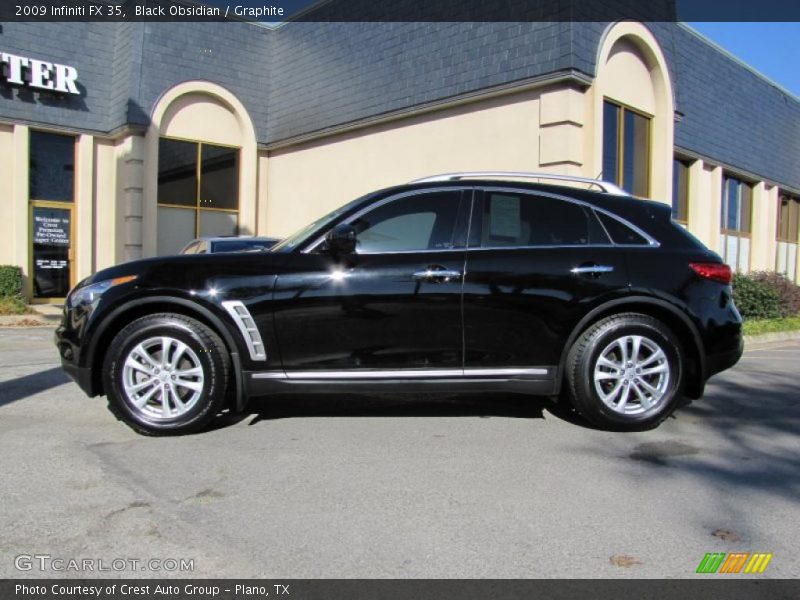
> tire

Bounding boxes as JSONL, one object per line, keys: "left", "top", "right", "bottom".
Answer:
{"left": 102, "top": 313, "right": 229, "bottom": 436}
{"left": 565, "top": 313, "right": 685, "bottom": 431}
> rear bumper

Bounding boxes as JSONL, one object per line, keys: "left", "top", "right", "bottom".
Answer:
{"left": 705, "top": 334, "right": 744, "bottom": 380}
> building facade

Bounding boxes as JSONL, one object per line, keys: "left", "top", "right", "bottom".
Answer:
{"left": 1, "top": 14, "right": 799, "bottom": 301}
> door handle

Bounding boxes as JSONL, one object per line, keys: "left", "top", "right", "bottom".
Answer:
{"left": 570, "top": 264, "right": 614, "bottom": 275}
{"left": 412, "top": 267, "right": 462, "bottom": 282}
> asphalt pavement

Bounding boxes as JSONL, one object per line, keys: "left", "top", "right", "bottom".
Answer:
{"left": 0, "top": 327, "right": 798, "bottom": 578}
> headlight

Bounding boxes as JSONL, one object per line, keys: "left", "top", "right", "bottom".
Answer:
{"left": 68, "top": 275, "right": 138, "bottom": 308}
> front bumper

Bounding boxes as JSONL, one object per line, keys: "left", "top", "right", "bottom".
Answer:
{"left": 60, "top": 359, "right": 97, "bottom": 397}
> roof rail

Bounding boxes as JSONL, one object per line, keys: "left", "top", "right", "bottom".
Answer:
{"left": 410, "top": 171, "right": 629, "bottom": 196}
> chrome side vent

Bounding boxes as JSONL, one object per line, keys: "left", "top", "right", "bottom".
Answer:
{"left": 221, "top": 300, "right": 267, "bottom": 361}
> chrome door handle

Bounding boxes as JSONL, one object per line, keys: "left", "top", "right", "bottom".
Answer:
{"left": 570, "top": 265, "right": 614, "bottom": 274}
{"left": 412, "top": 268, "right": 462, "bottom": 281}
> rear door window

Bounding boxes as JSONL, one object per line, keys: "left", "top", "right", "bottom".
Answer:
{"left": 477, "top": 191, "right": 609, "bottom": 247}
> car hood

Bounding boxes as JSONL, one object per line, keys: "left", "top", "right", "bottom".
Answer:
{"left": 80, "top": 252, "right": 290, "bottom": 290}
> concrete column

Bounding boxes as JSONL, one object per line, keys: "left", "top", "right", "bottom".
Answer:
{"left": 117, "top": 134, "right": 145, "bottom": 261}
{"left": 94, "top": 139, "right": 118, "bottom": 270}
{"left": 256, "top": 150, "right": 269, "bottom": 236}
{"left": 11, "top": 125, "right": 30, "bottom": 296}
{"left": 538, "top": 87, "right": 584, "bottom": 176}
{"left": 686, "top": 160, "right": 722, "bottom": 252}
{"left": 75, "top": 134, "right": 95, "bottom": 279}
{"left": 0, "top": 125, "right": 15, "bottom": 268}
{"left": 750, "top": 183, "right": 778, "bottom": 271}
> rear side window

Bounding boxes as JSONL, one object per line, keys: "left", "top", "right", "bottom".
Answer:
{"left": 596, "top": 212, "right": 650, "bottom": 246}
{"left": 478, "top": 192, "right": 608, "bottom": 247}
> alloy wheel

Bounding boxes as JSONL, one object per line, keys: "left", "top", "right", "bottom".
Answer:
{"left": 121, "top": 336, "right": 205, "bottom": 420}
{"left": 592, "top": 334, "right": 671, "bottom": 416}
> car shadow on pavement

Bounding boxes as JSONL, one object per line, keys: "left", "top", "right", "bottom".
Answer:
{"left": 0, "top": 367, "right": 70, "bottom": 408}
{"left": 212, "top": 392, "right": 584, "bottom": 430}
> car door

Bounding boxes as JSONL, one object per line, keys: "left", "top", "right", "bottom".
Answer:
{"left": 272, "top": 188, "right": 473, "bottom": 372}
{"left": 462, "top": 187, "right": 630, "bottom": 371}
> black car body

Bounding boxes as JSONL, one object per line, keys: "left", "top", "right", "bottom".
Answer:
{"left": 56, "top": 173, "right": 743, "bottom": 434}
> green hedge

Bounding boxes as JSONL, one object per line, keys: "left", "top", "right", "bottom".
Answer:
{"left": 0, "top": 265, "right": 23, "bottom": 298}
{"left": 732, "top": 271, "right": 800, "bottom": 321}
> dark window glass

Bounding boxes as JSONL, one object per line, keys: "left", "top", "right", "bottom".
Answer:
{"left": 602, "top": 102, "right": 619, "bottom": 185}
{"left": 29, "top": 131, "right": 75, "bottom": 202}
{"left": 158, "top": 139, "right": 197, "bottom": 207}
{"left": 623, "top": 110, "right": 649, "bottom": 196}
{"left": 352, "top": 191, "right": 463, "bottom": 253}
{"left": 603, "top": 100, "right": 650, "bottom": 197}
{"left": 157, "top": 139, "right": 241, "bottom": 255}
{"left": 672, "top": 158, "right": 690, "bottom": 223}
{"left": 597, "top": 212, "right": 649, "bottom": 246}
{"left": 200, "top": 145, "right": 238, "bottom": 210}
{"left": 481, "top": 193, "right": 597, "bottom": 247}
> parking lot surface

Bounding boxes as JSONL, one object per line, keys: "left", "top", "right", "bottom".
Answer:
{"left": 0, "top": 328, "right": 798, "bottom": 578}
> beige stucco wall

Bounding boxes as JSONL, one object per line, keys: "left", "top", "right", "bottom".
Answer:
{"left": 264, "top": 89, "right": 544, "bottom": 238}
{"left": 0, "top": 124, "right": 15, "bottom": 268}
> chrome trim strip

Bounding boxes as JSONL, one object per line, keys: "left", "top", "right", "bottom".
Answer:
{"left": 411, "top": 171, "right": 630, "bottom": 196}
{"left": 251, "top": 367, "right": 549, "bottom": 380}
{"left": 221, "top": 300, "right": 267, "bottom": 362}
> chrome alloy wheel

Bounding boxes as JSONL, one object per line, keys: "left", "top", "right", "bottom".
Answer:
{"left": 593, "top": 334, "right": 670, "bottom": 416}
{"left": 121, "top": 336, "right": 204, "bottom": 420}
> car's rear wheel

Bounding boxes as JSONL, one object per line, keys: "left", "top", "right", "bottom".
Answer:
{"left": 565, "top": 313, "right": 685, "bottom": 431}
{"left": 103, "top": 313, "right": 229, "bottom": 435}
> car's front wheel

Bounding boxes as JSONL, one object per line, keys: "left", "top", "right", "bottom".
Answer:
{"left": 565, "top": 313, "right": 685, "bottom": 431}
{"left": 103, "top": 313, "right": 229, "bottom": 435}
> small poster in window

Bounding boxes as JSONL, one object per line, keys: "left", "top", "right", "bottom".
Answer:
{"left": 33, "top": 210, "right": 70, "bottom": 246}
{"left": 490, "top": 194, "right": 521, "bottom": 239}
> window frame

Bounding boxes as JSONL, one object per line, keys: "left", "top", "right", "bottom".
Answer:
{"left": 157, "top": 136, "right": 241, "bottom": 247}
{"left": 602, "top": 99, "right": 653, "bottom": 198}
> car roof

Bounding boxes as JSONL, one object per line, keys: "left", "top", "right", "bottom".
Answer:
{"left": 194, "top": 236, "right": 278, "bottom": 243}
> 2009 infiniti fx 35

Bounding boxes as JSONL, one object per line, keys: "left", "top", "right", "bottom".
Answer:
{"left": 56, "top": 172, "right": 743, "bottom": 435}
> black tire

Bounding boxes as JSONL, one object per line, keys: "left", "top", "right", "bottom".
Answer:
{"left": 102, "top": 313, "right": 229, "bottom": 436}
{"left": 564, "top": 313, "right": 685, "bottom": 431}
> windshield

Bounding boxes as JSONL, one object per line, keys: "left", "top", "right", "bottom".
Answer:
{"left": 270, "top": 194, "right": 370, "bottom": 252}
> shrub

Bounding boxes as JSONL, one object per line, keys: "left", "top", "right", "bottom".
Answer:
{"left": 749, "top": 270, "right": 800, "bottom": 318}
{"left": 0, "top": 265, "right": 23, "bottom": 298}
{"left": 732, "top": 273, "right": 781, "bottom": 320}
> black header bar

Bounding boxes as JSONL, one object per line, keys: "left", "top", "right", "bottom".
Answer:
{"left": 1, "top": 0, "right": 799, "bottom": 23}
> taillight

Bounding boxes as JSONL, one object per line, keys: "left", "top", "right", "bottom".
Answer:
{"left": 689, "top": 262, "right": 732, "bottom": 284}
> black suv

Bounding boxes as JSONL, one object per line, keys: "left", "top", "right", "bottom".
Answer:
{"left": 56, "top": 172, "right": 743, "bottom": 435}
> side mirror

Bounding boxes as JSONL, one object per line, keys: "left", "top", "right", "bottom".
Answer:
{"left": 325, "top": 223, "right": 357, "bottom": 256}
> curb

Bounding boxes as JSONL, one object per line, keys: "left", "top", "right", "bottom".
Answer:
{"left": 744, "top": 330, "right": 800, "bottom": 345}
{"left": 0, "top": 314, "right": 54, "bottom": 328}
